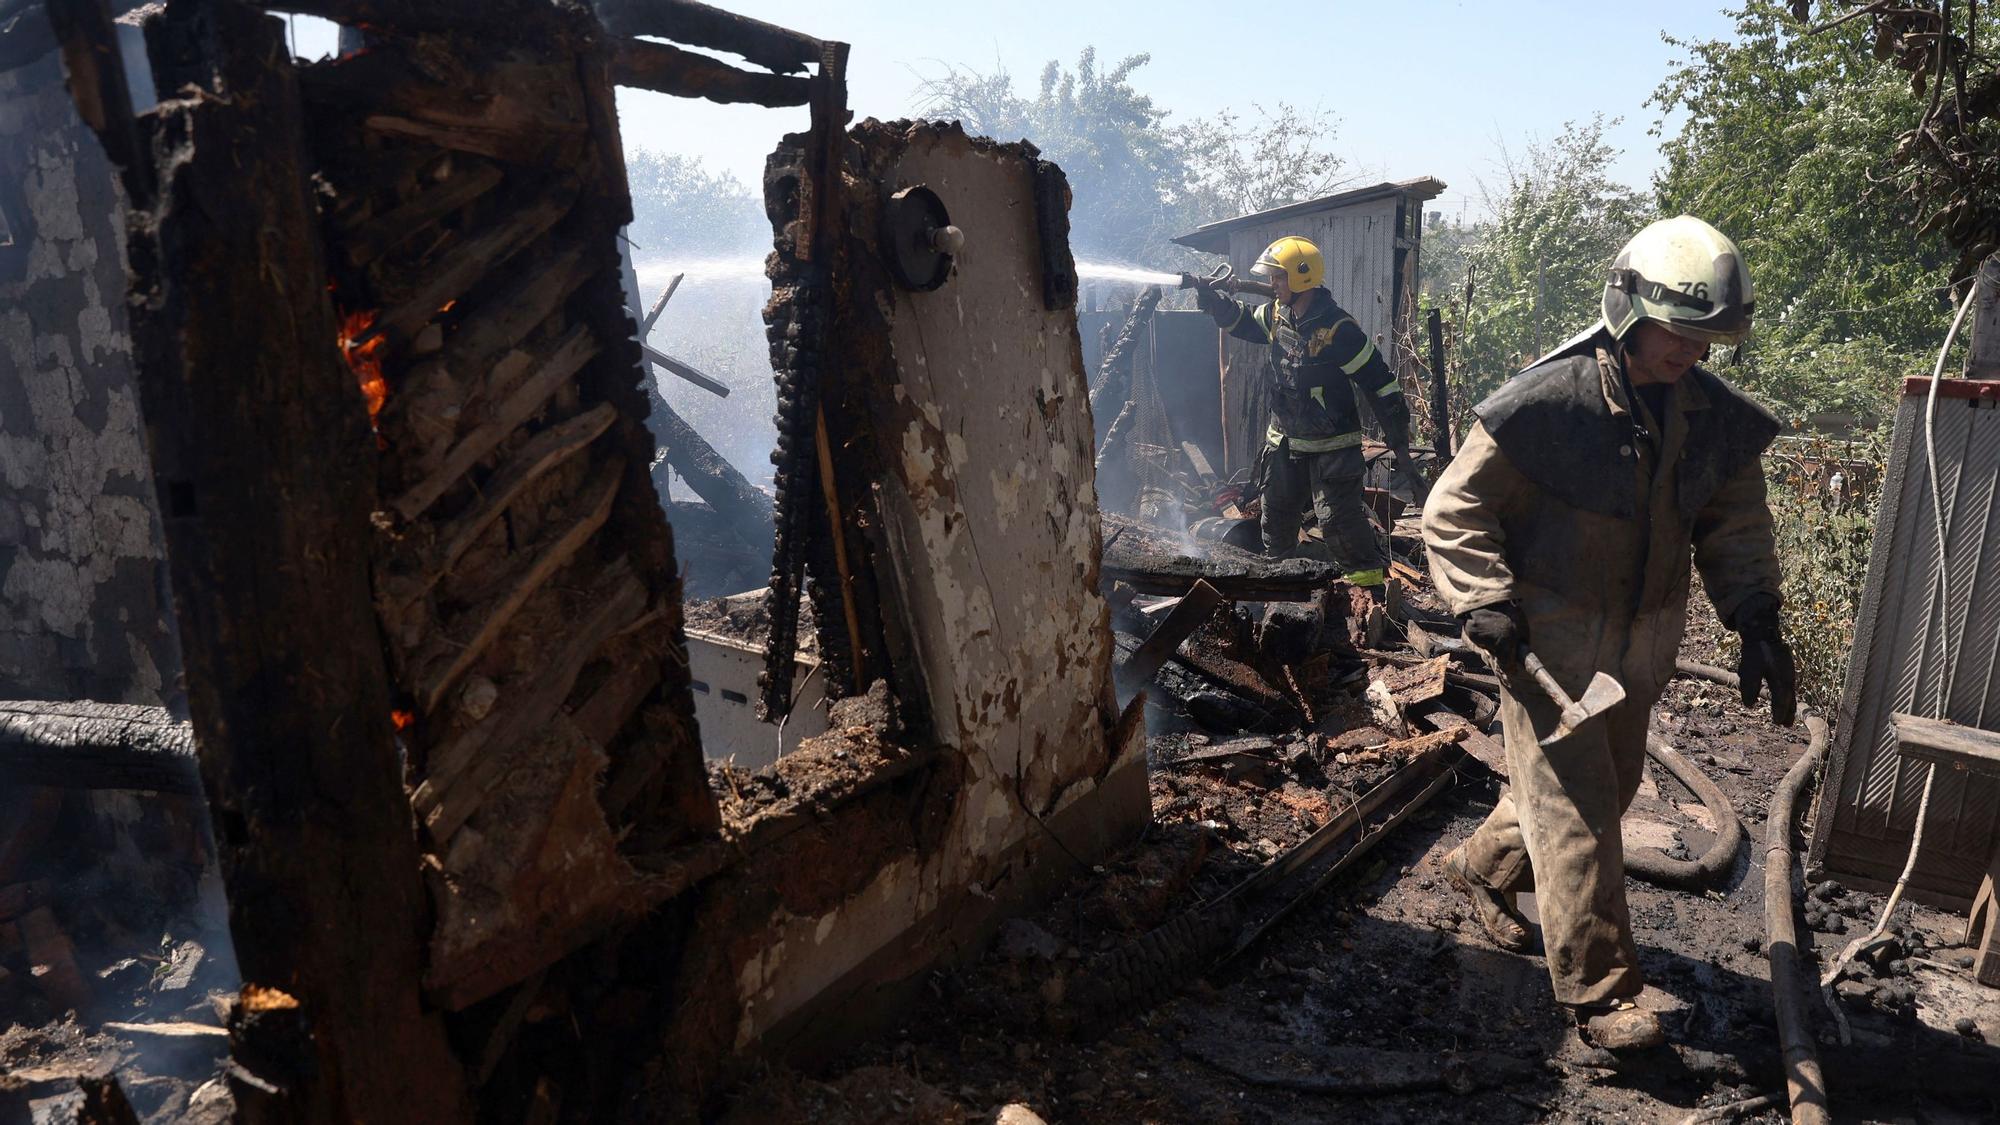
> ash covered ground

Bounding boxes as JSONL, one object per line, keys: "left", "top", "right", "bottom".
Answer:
{"left": 721, "top": 615, "right": 2000, "bottom": 1125}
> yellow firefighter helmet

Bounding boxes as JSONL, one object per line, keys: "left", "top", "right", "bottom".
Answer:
{"left": 1252, "top": 235, "right": 1324, "bottom": 294}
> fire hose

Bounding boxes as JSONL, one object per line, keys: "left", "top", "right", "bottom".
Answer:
{"left": 1627, "top": 734, "right": 1746, "bottom": 890}
{"left": 1676, "top": 658, "right": 1831, "bottom": 1124}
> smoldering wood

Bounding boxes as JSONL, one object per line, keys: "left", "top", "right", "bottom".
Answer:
{"left": 414, "top": 566, "right": 648, "bottom": 843}
{"left": 1101, "top": 514, "right": 1339, "bottom": 601}
{"left": 381, "top": 403, "right": 618, "bottom": 613}
{"left": 391, "top": 321, "right": 602, "bottom": 521}
{"left": 413, "top": 457, "right": 625, "bottom": 713}
{"left": 336, "top": 159, "right": 505, "bottom": 270}
{"left": 1115, "top": 579, "right": 1223, "bottom": 698}
{"left": 69, "top": 2, "right": 466, "bottom": 1119}
{"left": 594, "top": 0, "right": 823, "bottom": 75}
{"left": 370, "top": 176, "right": 581, "bottom": 344}
{"left": 433, "top": 243, "right": 595, "bottom": 391}
{"left": 609, "top": 36, "right": 811, "bottom": 105}
{"left": 0, "top": 700, "right": 198, "bottom": 794}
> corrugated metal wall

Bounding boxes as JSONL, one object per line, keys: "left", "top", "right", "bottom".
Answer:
{"left": 1223, "top": 197, "right": 1404, "bottom": 343}
{"left": 1216, "top": 197, "right": 1408, "bottom": 472}
{"left": 1810, "top": 383, "right": 2000, "bottom": 908}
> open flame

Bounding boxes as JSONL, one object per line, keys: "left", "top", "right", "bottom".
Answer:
{"left": 336, "top": 308, "right": 390, "bottom": 439}
{"left": 391, "top": 709, "right": 415, "bottom": 732}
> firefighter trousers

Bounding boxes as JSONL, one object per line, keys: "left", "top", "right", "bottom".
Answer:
{"left": 1461, "top": 673, "right": 1664, "bottom": 1006}
{"left": 1259, "top": 441, "right": 1384, "bottom": 585}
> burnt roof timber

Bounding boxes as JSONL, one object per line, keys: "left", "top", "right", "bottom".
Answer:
{"left": 594, "top": 0, "right": 825, "bottom": 75}
{"left": 248, "top": 0, "right": 551, "bottom": 35}
{"left": 610, "top": 35, "right": 810, "bottom": 105}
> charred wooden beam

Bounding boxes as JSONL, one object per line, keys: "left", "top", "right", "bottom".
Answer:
{"left": 1100, "top": 514, "right": 1339, "bottom": 601}
{"left": 59, "top": 2, "right": 466, "bottom": 1119}
{"left": 0, "top": 701, "right": 198, "bottom": 794}
{"left": 609, "top": 36, "right": 810, "bottom": 105}
{"left": 594, "top": 0, "right": 822, "bottom": 75}
{"left": 297, "top": 42, "right": 588, "bottom": 165}
{"left": 1114, "top": 580, "right": 1223, "bottom": 698}
{"left": 245, "top": 0, "right": 547, "bottom": 36}
{"left": 649, "top": 390, "right": 772, "bottom": 555}
{"left": 639, "top": 270, "right": 682, "bottom": 337}
{"left": 1089, "top": 286, "right": 1162, "bottom": 443}
{"left": 641, "top": 340, "right": 729, "bottom": 397}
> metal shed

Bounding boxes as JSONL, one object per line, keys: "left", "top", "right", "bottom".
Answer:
{"left": 1172, "top": 176, "right": 1446, "bottom": 473}
{"left": 1810, "top": 376, "right": 2000, "bottom": 907}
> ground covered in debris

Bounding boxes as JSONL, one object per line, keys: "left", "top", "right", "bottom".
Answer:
{"left": 0, "top": 791, "right": 238, "bottom": 1121}
{"left": 723, "top": 610, "right": 2000, "bottom": 1124}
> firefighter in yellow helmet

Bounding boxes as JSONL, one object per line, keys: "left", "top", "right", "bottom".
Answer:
{"left": 1193, "top": 236, "right": 1422, "bottom": 587}
{"left": 1422, "top": 216, "right": 1794, "bottom": 1051}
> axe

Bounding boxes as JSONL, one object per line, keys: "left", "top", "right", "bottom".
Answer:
{"left": 1520, "top": 651, "right": 1626, "bottom": 747}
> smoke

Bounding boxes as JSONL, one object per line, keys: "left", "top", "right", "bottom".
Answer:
{"left": 633, "top": 254, "right": 778, "bottom": 491}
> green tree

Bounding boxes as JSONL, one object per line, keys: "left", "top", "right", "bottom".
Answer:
{"left": 1450, "top": 116, "right": 1650, "bottom": 405}
{"left": 624, "top": 149, "right": 766, "bottom": 261}
{"left": 1650, "top": 0, "right": 1949, "bottom": 425}
{"left": 916, "top": 50, "right": 1345, "bottom": 267}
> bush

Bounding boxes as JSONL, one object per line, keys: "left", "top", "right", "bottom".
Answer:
{"left": 1762, "top": 430, "right": 1888, "bottom": 713}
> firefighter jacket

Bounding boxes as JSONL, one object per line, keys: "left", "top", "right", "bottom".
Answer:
{"left": 1422, "top": 329, "right": 1783, "bottom": 704}
{"left": 1218, "top": 288, "right": 1412, "bottom": 453}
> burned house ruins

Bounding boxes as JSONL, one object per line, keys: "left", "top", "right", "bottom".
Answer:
{"left": 3, "top": 2, "right": 2000, "bottom": 1124}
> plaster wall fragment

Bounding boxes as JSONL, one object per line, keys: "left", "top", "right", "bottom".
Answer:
{"left": 0, "top": 55, "right": 178, "bottom": 706}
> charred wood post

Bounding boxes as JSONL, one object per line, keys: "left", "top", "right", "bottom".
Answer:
{"left": 761, "top": 41, "right": 871, "bottom": 717}
{"left": 1089, "top": 285, "right": 1162, "bottom": 444}
{"left": 1425, "top": 306, "right": 1451, "bottom": 460}
{"left": 51, "top": 1, "right": 464, "bottom": 1120}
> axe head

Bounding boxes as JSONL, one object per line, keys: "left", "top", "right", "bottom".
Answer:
{"left": 1538, "top": 672, "right": 1628, "bottom": 747}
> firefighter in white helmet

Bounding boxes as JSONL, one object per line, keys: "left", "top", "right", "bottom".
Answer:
{"left": 1194, "top": 235, "right": 1423, "bottom": 588}
{"left": 1422, "top": 216, "right": 1795, "bottom": 1051}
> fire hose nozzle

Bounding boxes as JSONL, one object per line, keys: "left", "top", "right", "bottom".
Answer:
{"left": 1180, "top": 263, "right": 1275, "bottom": 299}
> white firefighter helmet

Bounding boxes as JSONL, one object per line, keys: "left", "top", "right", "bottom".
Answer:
{"left": 1602, "top": 215, "right": 1754, "bottom": 346}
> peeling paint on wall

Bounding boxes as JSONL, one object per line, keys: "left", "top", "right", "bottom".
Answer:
{"left": 697, "top": 120, "right": 1146, "bottom": 1058}
{"left": 0, "top": 54, "right": 178, "bottom": 707}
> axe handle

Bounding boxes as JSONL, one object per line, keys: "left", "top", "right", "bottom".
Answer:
{"left": 1521, "top": 651, "right": 1578, "bottom": 713}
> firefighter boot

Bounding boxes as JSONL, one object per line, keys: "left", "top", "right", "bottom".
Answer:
{"left": 1443, "top": 844, "right": 1531, "bottom": 953}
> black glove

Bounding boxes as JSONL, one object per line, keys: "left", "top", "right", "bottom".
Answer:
{"left": 1733, "top": 593, "right": 1797, "bottom": 727}
{"left": 1461, "top": 602, "right": 1528, "bottom": 669}
{"left": 1194, "top": 282, "right": 1236, "bottom": 325}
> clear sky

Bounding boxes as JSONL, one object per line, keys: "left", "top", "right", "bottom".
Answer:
{"left": 612, "top": 0, "right": 1747, "bottom": 222}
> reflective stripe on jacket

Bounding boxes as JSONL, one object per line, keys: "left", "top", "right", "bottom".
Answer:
{"left": 1220, "top": 288, "right": 1412, "bottom": 450}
